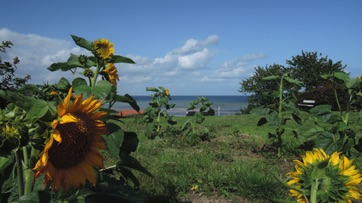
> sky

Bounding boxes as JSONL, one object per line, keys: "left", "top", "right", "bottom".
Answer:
{"left": 0, "top": 0, "right": 361, "bottom": 96}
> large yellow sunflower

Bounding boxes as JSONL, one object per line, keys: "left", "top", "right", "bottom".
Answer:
{"left": 93, "top": 38, "right": 114, "bottom": 59}
{"left": 102, "top": 63, "right": 119, "bottom": 86}
{"left": 287, "top": 148, "right": 362, "bottom": 203}
{"left": 33, "top": 87, "right": 108, "bottom": 191}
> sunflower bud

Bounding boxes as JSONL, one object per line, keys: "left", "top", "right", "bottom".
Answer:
{"left": 0, "top": 123, "right": 28, "bottom": 152}
{"left": 83, "top": 68, "right": 94, "bottom": 78}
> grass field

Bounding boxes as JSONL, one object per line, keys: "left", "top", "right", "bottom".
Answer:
{"left": 106, "top": 113, "right": 362, "bottom": 203}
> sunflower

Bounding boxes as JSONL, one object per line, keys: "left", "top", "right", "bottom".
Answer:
{"left": 164, "top": 88, "right": 170, "bottom": 96}
{"left": 287, "top": 148, "right": 362, "bottom": 203}
{"left": 93, "top": 38, "right": 114, "bottom": 59}
{"left": 33, "top": 87, "right": 108, "bottom": 191}
{"left": 102, "top": 63, "right": 119, "bottom": 86}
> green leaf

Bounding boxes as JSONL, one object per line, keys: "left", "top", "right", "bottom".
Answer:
{"left": 0, "top": 154, "right": 13, "bottom": 174}
{"left": 284, "top": 76, "right": 303, "bottom": 86}
{"left": 119, "top": 153, "right": 153, "bottom": 178}
{"left": 345, "top": 78, "right": 359, "bottom": 89}
{"left": 301, "top": 126, "right": 325, "bottom": 139}
{"left": 67, "top": 53, "right": 82, "bottom": 67}
{"left": 110, "top": 55, "right": 136, "bottom": 64}
{"left": 115, "top": 94, "right": 140, "bottom": 112}
{"left": 72, "top": 77, "right": 88, "bottom": 87}
{"left": 146, "top": 87, "right": 159, "bottom": 92}
{"left": 262, "top": 75, "right": 279, "bottom": 80}
{"left": 292, "top": 113, "right": 302, "bottom": 124}
{"left": 73, "top": 84, "right": 92, "bottom": 99}
{"left": 73, "top": 80, "right": 111, "bottom": 100}
{"left": 257, "top": 117, "right": 268, "bottom": 126}
{"left": 181, "top": 119, "right": 192, "bottom": 131}
{"left": 309, "top": 105, "right": 332, "bottom": 115}
{"left": 103, "top": 121, "right": 124, "bottom": 158}
{"left": 92, "top": 80, "right": 112, "bottom": 100}
{"left": 333, "top": 71, "right": 350, "bottom": 82}
{"left": 0, "top": 90, "right": 35, "bottom": 111}
{"left": 315, "top": 131, "right": 340, "bottom": 154}
{"left": 26, "top": 100, "right": 55, "bottom": 121}
{"left": 56, "top": 77, "right": 71, "bottom": 91}
{"left": 47, "top": 62, "right": 76, "bottom": 72}
{"left": 195, "top": 113, "right": 205, "bottom": 124}
{"left": 120, "top": 131, "right": 139, "bottom": 155}
{"left": 71, "top": 34, "right": 94, "bottom": 51}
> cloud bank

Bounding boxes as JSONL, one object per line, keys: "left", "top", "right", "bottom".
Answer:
{"left": 0, "top": 28, "right": 267, "bottom": 95}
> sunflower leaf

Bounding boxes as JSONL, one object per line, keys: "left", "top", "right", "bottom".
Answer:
{"left": 47, "top": 62, "right": 77, "bottom": 72}
{"left": 119, "top": 153, "right": 153, "bottom": 178}
{"left": 0, "top": 90, "right": 36, "bottom": 111}
{"left": 115, "top": 94, "right": 140, "bottom": 112}
{"left": 104, "top": 121, "right": 124, "bottom": 158}
{"left": 72, "top": 78, "right": 88, "bottom": 88}
{"left": 56, "top": 77, "right": 71, "bottom": 91}
{"left": 110, "top": 55, "right": 136, "bottom": 64}
{"left": 92, "top": 80, "right": 112, "bottom": 100}
{"left": 26, "top": 100, "right": 55, "bottom": 121}
{"left": 70, "top": 34, "right": 93, "bottom": 51}
{"left": 120, "top": 131, "right": 140, "bottom": 155}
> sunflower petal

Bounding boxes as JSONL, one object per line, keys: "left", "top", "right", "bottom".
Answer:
{"left": 59, "top": 113, "right": 78, "bottom": 124}
{"left": 52, "top": 130, "right": 62, "bottom": 143}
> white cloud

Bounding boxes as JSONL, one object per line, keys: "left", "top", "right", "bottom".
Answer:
{"left": 178, "top": 48, "right": 210, "bottom": 69}
{"left": 0, "top": 28, "right": 268, "bottom": 95}
{"left": 173, "top": 34, "right": 218, "bottom": 55}
{"left": 0, "top": 28, "right": 88, "bottom": 84}
{"left": 198, "top": 53, "right": 267, "bottom": 82}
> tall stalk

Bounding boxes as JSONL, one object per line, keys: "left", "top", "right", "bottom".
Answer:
{"left": 15, "top": 149, "right": 24, "bottom": 196}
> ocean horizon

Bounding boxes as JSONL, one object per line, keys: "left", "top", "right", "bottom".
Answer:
{"left": 112, "top": 95, "right": 249, "bottom": 116}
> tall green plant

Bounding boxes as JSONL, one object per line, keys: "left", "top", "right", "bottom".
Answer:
{"left": 0, "top": 35, "right": 151, "bottom": 202}
{"left": 299, "top": 72, "right": 362, "bottom": 155}
{"left": 143, "top": 86, "right": 177, "bottom": 138}
{"left": 181, "top": 97, "right": 215, "bottom": 145}
{"left": 251, "top": 73, "right": 303, "bottom": 157}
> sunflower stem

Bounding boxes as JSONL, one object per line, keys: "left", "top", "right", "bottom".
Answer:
{"left": 22, "top": 146, "right": 29, "bottom": 168}
{"left": 310, "top": 178, "right": 318, "bottom": 203}
{"left": 91, "top": 58, "right": 103, "bottom": 87}
{"left": 15, "top": 149, "right": 24, "bottom": 196}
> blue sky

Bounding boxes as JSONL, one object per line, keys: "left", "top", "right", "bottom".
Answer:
{"left": 1, "top": 0, "right": 361, "bottom": 95}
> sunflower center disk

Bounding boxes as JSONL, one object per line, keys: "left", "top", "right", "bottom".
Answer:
{"left": 48, "top": 113, "right": 93, "bottom": 169}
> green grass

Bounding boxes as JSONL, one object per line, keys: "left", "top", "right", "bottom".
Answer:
{"left": 109, "top": 113, "right": 362, "bottom": 202}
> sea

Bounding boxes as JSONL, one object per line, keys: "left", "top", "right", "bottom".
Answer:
{"left": 112, "top": 95, "right": 249, "bottom": 116}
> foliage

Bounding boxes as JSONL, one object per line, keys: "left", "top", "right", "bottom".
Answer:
{"left": 239, "top": 64, "right": 298, "bottom": 113}
{"left": 143, "top": 86, "right": 177, "bottom": 139}
{"left": 251, "top": 73, "right": 303, "bottom": 157}
{"left": 0, "top": 41, "right": 31, "bottom": 108}
{"left": 0, "top": 35, "right": 151, "bottom": 202}
{"left": 298, "top": 81, "right": 349, "bottom": 111}
{"left": 181, "top": 97, "right": 215, "bottom": 145}
{"left": 123, "top": 115, "right": 295, "bottom": 202}
{"left": 298, "top": 72, "right": 362, "bottom": 155}
{"left": 287, "top": 51, "right": 346, "bottom": 91}
{"left": 240, "top": 51, "right": 347, "bottom": 110}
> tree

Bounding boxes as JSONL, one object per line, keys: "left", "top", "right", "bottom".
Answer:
{"left": 287, "top": 51, "right": 346, "bottom": 91}
{"left": 239, "top": 64, "right": 298, "bottom": 112}
{"left": 0, "top": 41, "right": 31, "bottom": 108}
